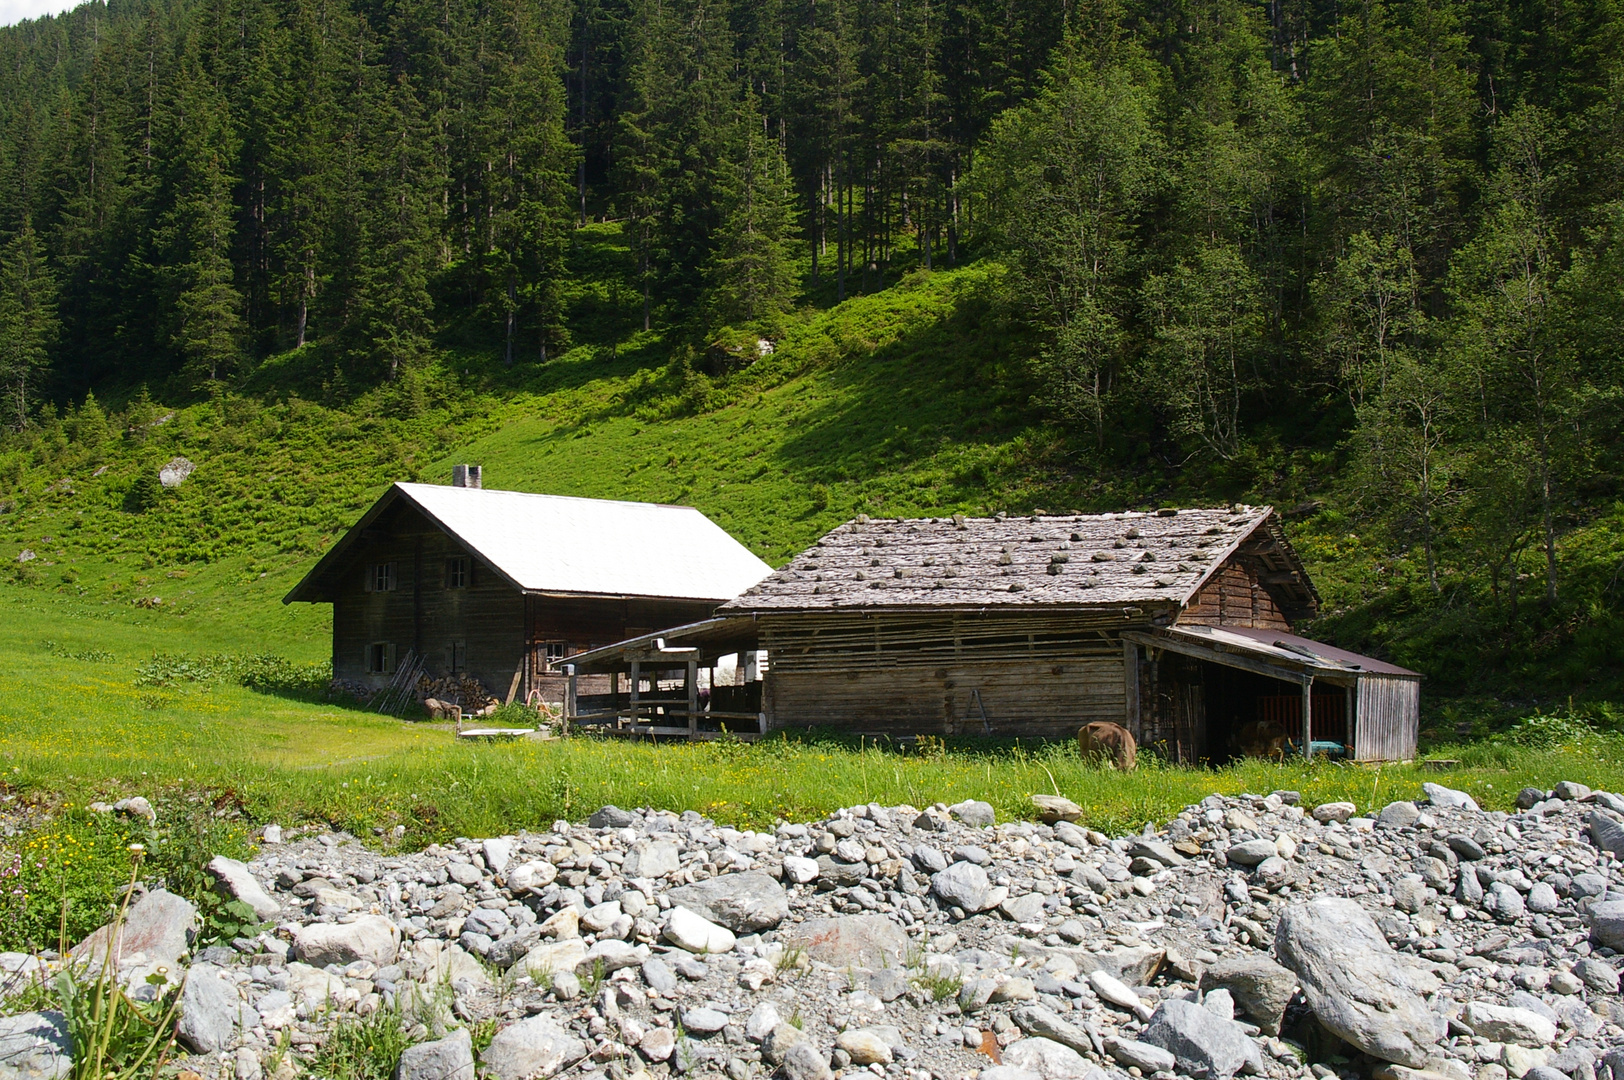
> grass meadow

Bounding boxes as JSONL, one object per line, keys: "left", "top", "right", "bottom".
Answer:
{"left": 4, "top": 582, "right": 1623, "bottom": 849}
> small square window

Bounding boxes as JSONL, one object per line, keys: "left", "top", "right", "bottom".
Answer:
{"left": 539, "top": 642, "right": 569, "bottom": 671}
{"left": 367, "top": 642, "right": 397, "bottom": 674}
{"left": 367, "top": 562, "right": 397, "bottom": 592}
{"left": 446, "top": 557, "right": 470, "bottom": 589}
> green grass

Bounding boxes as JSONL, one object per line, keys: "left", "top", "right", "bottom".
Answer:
{"left": 4, "top": 587, "right": 1622, "bottom": 848}
{"left": 0, "top": 224, "right": 1621, "bottom": 867}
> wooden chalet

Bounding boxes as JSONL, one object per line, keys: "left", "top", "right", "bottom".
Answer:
{"left": 564, "top": 506, "right": 1420, "bottom": 761}
{"left": 283, "top": 468, "right": 774, "bottom": 707}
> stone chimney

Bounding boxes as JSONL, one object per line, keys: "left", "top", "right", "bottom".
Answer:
{"left": 451, "top": 464, "right": 482, "bottom": 489}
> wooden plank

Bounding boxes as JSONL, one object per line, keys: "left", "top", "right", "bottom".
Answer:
{"left": 1122, "top": 630, "right": 1309, "bottom": 685}
{"left": 687, "top": 659, "right": 698, "bottom": 738}
{"left": 1123, "top": 640, "right": 1140, "bottom": 738}
{"left": 1301, "top": 676, "right": 1312, "bottom": 759}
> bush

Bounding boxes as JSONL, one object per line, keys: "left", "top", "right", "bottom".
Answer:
{"left": 134, "top": 652, "right": 331, "bottom": 696}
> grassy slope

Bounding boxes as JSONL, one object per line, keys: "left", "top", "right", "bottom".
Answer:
{"left": 1, "top": 225, "right": 1622, "bottom": 845}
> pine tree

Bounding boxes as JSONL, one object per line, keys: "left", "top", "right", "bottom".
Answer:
{"left": 705, "top": 90, "right": 799, "bottom": 333}
{"left": 353, "top": 72, "right": 441, "bottom": 380}
{"left": 164, "top": 65, "right": 246, "bottom": 385}
{"left": 0, "top": 221, "right": 59, "bottom": 428}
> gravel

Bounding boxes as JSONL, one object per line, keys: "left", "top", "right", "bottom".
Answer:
{"left": 53, "top": 781, "right": 1624, "bottom": 1080}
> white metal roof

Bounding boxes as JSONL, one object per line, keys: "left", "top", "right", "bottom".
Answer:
{"left": 285, "top": 483, "right": 773, "bottom": 603}
{"left": 393, "top": 484, "right": 773, "bottom": 601}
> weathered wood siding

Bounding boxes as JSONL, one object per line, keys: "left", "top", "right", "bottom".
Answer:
{"left": 1178, "top": 559, "right": 1292, "bottom": 630}
{"left": 1353, "top": 675, "right": 1420, "bottom": 761}
{"left": 330, "top": 503, "right": 524, "bottom": 693}
{"left": 332, "top": 503, "right": 715, "bottom": 702}
{"left": 760, "top": 611, "right": 1135, "bottom": 737}
{"left": 1139, "top": 653, "right": 1207, "bottom": 761}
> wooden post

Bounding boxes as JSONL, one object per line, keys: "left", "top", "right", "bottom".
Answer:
{"left": 1123, "top": 641, "right": 1140, "bottom": 739}
{"left": 564, "top": 664, "right": 577, "bottom": 737}
{"left": 687, "top": 659, "right": 698, "bottom": 739}
{"left": 1301, "top": 675, "right": 1314, "bottom": 759}
{"left": 629, "top": 661, "right": 640, "bottom": 732}
{"left": 1346, "top": 682, "right": 1358, "bottom": 759}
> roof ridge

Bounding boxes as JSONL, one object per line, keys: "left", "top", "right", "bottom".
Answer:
{"left": 394, "top": 481, "right": 700, "bottom": 513}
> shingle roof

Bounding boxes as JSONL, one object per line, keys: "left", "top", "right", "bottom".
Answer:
{"left": 285, "top": 483, "right": 774, "bottom": 604}
{"left": 720, "top": 506, "right": 1313, "bottom": 613}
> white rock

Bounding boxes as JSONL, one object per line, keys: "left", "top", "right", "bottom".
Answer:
{"left": 482, "top": 838, "right": 514, "bottom": 872}
{"left": 746, "top": 1002, "right": 783, "bottom": 1042}
{"left": 207, "top": 857, "right": 281, "bottom": 920}
{"left": 506, "top": 861, "right": 559, "bottom": 893}
{"left": 481, "top": 1016, "right": 587, "bottom": 1080}
{"left": 1088, "top": 970, "right": 1150, "bottom": 1020}
{"left": 1313, "top": 802, "right": 1357, "bottom": 823}
{"left": 293, "top": 916, "right": 399, "bottom": 967}
{"left": 1461, "top": 1003, "right": 1556, "bottom": 1048}
{"left": 663, "top": 906, "right": 736, "bottom": 953}
{"left": 782, "top": 855, "right": 820, "bottom": 884}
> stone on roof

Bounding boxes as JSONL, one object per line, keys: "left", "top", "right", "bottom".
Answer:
{"left": 720, "top": 505, "right": 1314, "bottom": 614}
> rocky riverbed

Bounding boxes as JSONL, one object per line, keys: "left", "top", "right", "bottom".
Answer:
{"left": 7, "top": 780, "right": 1624, "bottom": 1080}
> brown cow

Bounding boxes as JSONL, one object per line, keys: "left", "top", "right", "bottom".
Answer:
{"left": 1078, "top": 721, "right": 1137, "bottom": 771}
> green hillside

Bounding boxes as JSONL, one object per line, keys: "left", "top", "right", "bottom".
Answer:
{"left": 2, "top": 239, "right": 1621, "bottom": 733}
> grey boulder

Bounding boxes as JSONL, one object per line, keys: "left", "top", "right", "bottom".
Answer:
{"left": 1141, "top": 999, "right": 1256, "bottom": 1080}
{"left": 1589, "top": 811, "right": 1624, "bottom": 858}
{"left": 932, "top": 861, "right": 993, "bottom": 911}
{"left": 206, "top": 857, "right": 281, "bottom": 921}
{"left": 178, "top": 964, "right": 260, "bottom": 1054}
{"left": 784, "top": 915, "right": 909, "bottom": 969}
{"left": 949, "top": 800, "right": 996, "bottom": 827}
{"left": 1226, "top": 840, "right": 1278, "bottom": 867}
{"left": 622, "top": 840, "right": 680, "bottom": 878}
{"left": 1199, "top": 955, "right": 1299, "bottom": 1036}
{"left": 1104, "top": 1037, "right": 1176, "bottom": 1074}
{"left": 666, "top": 871, "right": 789, "bottom": 932}
{"left": 72, "top": 888, "right": 196, "bottom": 990}
{"left": 0, "top": 1012, "right": 72, "bottom": 1080}
{"left": 397, "top": 1028, "right": 475, "bottom": 1080}
{"left": 1274, "top": 897, "right": 1445, "bottom": 1067}
{"left": 1012, "top": 1005, "right": 1101, "bottom": 1057}
{"left": 781, "top": 1041, "right": 833, "bottom": 1080}
{"left": 1422, "top": 783, "right": 1479, "bottom": 811}
{"left": 480, "top": 1016, "right": 587, "bottom": 1080}
{"left": 587, "top": 806, "right": 638, "bottom": 829}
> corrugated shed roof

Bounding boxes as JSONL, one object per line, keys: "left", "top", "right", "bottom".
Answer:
{"left": 1176, "top": 625, "right": 1421, "bottom": 677}
{"left": 286, "top": 484, "right": 774, "bottom": 603}
{"left": 721, "top": 506, "right": 1309, "bottom": 612}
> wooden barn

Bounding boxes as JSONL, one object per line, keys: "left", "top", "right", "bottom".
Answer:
{"left": 564, "top": 506, "right": 1420, "bottom": 761}
{"left": 283, "top": 468, "right": 774, "bottom": 706}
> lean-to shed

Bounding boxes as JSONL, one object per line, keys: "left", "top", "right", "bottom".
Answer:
{"left": 284, "top": 469, "right": 773, "bottom": 705}
{"left": 705, "top": 506, "right": 1420, "bottom": 762}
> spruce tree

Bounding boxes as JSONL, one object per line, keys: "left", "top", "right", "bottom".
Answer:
{"left": 705, "top": 91, "right": 799, "bottom": 334}
{"left": 0, "top": 221, "right": 59, "bottom": 428}
{"left": 165, "top": 68, "right": 246, "bottom": 385}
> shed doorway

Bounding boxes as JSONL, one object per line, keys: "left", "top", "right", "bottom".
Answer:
{"left": 1201, "top": 662, "right": 1349, "bottom": 762}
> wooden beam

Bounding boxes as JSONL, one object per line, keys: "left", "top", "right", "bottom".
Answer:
{"left": 1122, "top": 630, "right": 1309, "bottom": 685}
{"left": 629, "top": 661, "right": 640, "bottom": 732}
{"left": 687, "top": 660, "right": 698, "bottom": 740}
{"left": 1301, "top": 676, "right": 1314, "bottom": 760}
{"left": 564, "top": 665, "right": 577, "bottom": 736}
{"left": 1123, "top": 640, "right": 1140, "bottom": 739}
